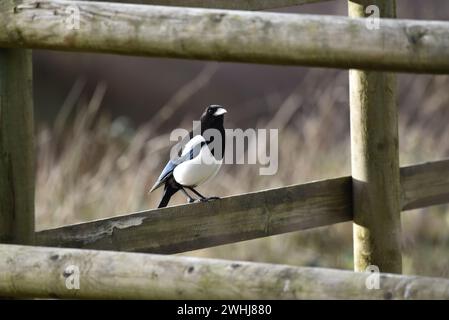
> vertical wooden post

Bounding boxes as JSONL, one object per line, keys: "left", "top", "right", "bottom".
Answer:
{"left": 0, "top": 46, "right": 35, "bottom": 245}
{"left": 349, "top": 0, "right": 402, "bottom": 273}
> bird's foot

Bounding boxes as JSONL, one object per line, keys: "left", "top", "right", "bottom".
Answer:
{"left": 187, "top": 196, "right": 220, "bottom": 204}
{"left": 199, "top": 196, "right": 220, "bottom": 202}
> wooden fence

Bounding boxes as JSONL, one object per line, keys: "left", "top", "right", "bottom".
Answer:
{"left": 1, "top": 0, "right": 449, "bottom": 299}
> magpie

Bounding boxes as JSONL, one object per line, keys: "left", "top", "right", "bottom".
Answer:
{"left": 149, "top": 105, "right": 227, "bottom": 208}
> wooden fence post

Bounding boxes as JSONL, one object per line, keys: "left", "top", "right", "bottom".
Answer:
{"left": 349, "top": 0, "right": 402, "bottom": 273}
{"left": 0, "top": 45, "right": 35, "bottom": 245}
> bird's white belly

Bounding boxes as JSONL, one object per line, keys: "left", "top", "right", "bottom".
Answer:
{"left": 173, "top": 146, "right": 222, "bottom": 187}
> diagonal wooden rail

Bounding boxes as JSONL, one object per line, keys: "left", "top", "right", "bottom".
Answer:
{"left": 1, "top": 1, "right": 449, "bottom": 73}
{"left": 35, "top": 159, "right": 449, "bottom": 254}
{"left": 1, "top": 243, "right": 449, "bottom": 299}
{"left": 37, "top": 177, "right": 353, "bottom": 253}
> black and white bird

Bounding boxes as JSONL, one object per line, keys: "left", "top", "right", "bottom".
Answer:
{"left": 149, "top": 105, "right": 227, "bottom": 208}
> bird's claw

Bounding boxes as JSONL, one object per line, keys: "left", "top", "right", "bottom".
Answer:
{"left": 187, "top": 196, "right": 220, "bottom": 204}
{"left": 199, "top": 196, "right": 220, "bottom": 202}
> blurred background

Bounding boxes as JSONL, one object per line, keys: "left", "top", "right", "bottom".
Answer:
{"left": 34, "top": 0, "right": 449, "bottom": 278}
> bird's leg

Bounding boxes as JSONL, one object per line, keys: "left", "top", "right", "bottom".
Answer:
{"left": 188, "top": 187, "right": 220, "bottom": 202}
{"left": 187, "top": 187, "right": 207, "bottom": 200}
{"left": 180, "top": 187, "right": 197, "bottom": 203}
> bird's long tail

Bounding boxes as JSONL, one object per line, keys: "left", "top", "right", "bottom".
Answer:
{"left": 157, "top": 185, "right": 178, "bottom": 208}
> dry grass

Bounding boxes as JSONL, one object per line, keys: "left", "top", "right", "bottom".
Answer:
{"left": 36, "top": 68, "right": 449, "bottom": 278}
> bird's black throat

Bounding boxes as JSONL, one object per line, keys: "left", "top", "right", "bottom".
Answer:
{"left": 200, "top": 115, "right": 225, "bottom": 160}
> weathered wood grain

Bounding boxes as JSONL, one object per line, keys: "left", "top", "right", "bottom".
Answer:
{"left": 35, "top": 159, "right": 449, "bottom": 254}
{"left": 36, "top": 177, "right": 353, "bottom": 253}
{"left": 1, "top": 243, "right": 448, "bottom": 299}
{"left": 401, "top": 159, "right": 449, "bottom": 211}
{"left": 349, "top": 0, "right": 402, "bottom": 273}
{"left": 1, "top": 1, "right": 449, "bottom": 73}
{"left": 0, "top": 3, "right": 35, "bottom": 245}
{"left": 78, "top": 0, "right": 333, "bottom": 10}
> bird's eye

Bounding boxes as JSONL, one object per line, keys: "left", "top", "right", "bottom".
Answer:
{"left": 208, "top": 109, "right": 213, "bottom": 114}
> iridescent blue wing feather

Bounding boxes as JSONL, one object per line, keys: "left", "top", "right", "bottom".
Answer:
{"left": 148, "top": 138, "right": 205, "bottom": 192}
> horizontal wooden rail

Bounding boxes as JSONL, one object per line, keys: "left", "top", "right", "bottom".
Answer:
{"left": 1, "top": 1, "right": 449, "bottom": 73}
{"left": 1, "top": 243, "right": 449, "bottom": 299}
{"left": 78, "top": 0, "right": 333, "bottom": 10}
{"left": 36, "top": 159, "right": 449, "bottom": 254}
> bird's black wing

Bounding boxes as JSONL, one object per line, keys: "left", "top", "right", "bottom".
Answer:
{"left": 149, "top": 136, "right": 205, "bottom": 192}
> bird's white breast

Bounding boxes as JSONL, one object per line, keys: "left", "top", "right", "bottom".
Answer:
{"left": 173, "top": 137, "right": 223, "bottom": 187}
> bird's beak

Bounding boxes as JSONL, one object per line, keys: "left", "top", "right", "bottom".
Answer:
{"left": 213, "top": 108, "right": 227, "bottom": 116}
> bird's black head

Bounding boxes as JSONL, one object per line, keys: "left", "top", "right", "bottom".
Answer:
{"left": 200, "top": 105, "right": 227, "bottom": 131}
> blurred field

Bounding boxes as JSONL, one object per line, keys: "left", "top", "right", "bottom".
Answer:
{"left": 35, "top": 67, "right": 449, "bottom": 278}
